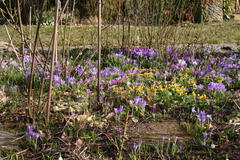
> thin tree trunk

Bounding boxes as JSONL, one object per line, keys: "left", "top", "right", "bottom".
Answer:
{"left": 202, "top": 0, "right": 223, "bottom": 22}
{"left": 236, "top": 0, "right": 240, "bottom": 12}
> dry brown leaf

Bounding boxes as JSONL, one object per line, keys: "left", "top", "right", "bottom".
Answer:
{"left": 132, "top": 117, "right": 139, "bottom": 123}
{"left": 0, "top": 91, "right": 8, "bottom": 105}
{"left": 77, "top": 115, "right": 88, "bottom": 122}
{"left": 105, "top": 112, "right": 115, "bottom": 119}
{"left": 76, "top": 139, "right": 83, "bottom": 148}
{"left": 94, "top": 121, "right": 105, "bottom": 129}
{"left": 87, "top": 115, "right": 95, "bottom": 122}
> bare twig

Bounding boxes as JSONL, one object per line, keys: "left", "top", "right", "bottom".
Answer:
{"left": 29, "top": 6, "right": 32, "bottom": 51}
{"left": 97, "top": 0, "right": 102, "bottom": 103}
{"left": 46, "top": 0, "right": 60, "bottom": 123}
{"left": 4, "top": 25, "right": 21, "bottom": 64}
{"left": 27, "top": 0, "right": 47, "bottom": 119}
{"left": 17, "top": 0, "right": 25, "bottom": 70}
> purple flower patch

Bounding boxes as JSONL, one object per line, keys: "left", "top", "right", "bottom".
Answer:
{"left": 208, "top": 82, "right": 226, "bottom": 91}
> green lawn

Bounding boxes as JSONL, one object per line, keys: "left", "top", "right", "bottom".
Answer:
{"left": 0, "top": 20, "right": 240, "bottom": 47}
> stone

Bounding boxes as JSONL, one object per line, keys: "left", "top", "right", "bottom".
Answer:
{"left": 127, "top": 119, "right": 191, "bottom": 143}
{"left": 0, "top": 130, "right": 19, "bottom": 150}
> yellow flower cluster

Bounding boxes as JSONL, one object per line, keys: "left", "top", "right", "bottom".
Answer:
{"left": 109, "top": 68, "right": 209, "bottom": 104}
{"left": 136, "top": 85, "right": 144, "bottom": 94}
{"left": 146, "top": 85, "right": 157, "bottom": 101}
{"left": 198, "top": 94, "right": 207, "bottom": 100}
{"left": 168, "top": 82, "right": 187, "bottom": 96}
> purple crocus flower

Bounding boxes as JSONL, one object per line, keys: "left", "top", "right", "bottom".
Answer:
{"left": 85, "top": 78, "right": 92, "bottom": 84}
{"left": 25, "top": 72, "right": 31, "bottom": 78}
{"left": 76, "top": 67, "right": 83, "bottom": 75}
{"left": 133, "top": 96, "right": 147, "bottom": 107}
{"left": 25, "top": 130, "right": 34, "bottom": 136}
{"left": 114, "top": 108, "right": 119, "bottom": 114}
{"left": 166, "top": 45, "right": 174, "bottom": 53}
{"left": 112, "top": 67, "right": 121, "bottom": 73}
{"left": 118, "top": 105, "right": 124, "bottom": 113}
{"left": 0, "top": 62, "right": 8, "bottom": 69}
{"left": 11, "top": 85, "right": 18, "bottom": 90}
{"left": 196, "top": 84, "right": 204, "bottom": 90}
{"left": 191, "top": 107, "right": 196, "bottom": 113}
{"left": 203, "top": 131, "right": 208, "bottom": 139}
{"left": 177, "top": 140, "right": 185, "bottom": 148}
{"left": 162, "top": 136, "right": 165, "bottom": 140}
{"left": 185, "top": 50, "right": 191, "bottom": 57}
{"left": 174, "top": 136, "right": 178, "bottom": 143}
{"left": 25, "top": 65, "right": 31, "bottom": 70}
{"left": 26, "top": 125, "right": 40, "bottom": 139}
{"left": 109, "top": 79, "right": 121, "bottom": 85}
{"left": 152, "top": 113, "right": 156, "bottom": 118}
{"left": 10, "top": 61, "right": 18, "bottom": 67}
{"left": 89, "top": 67, "right": 98, "bottom": 75}
{"left": 67, "top": 76, "right": 76, "bottom": 85}
{"left": 198, "top": 111, "right": 207, "bottom": 122}
{"left": 152, "top": 104, "right": 156, "bottom": 110}
{"left": 114, "top": 105, "right": 124, "bottom": 114}
{"left": 133, "top": 144, "right": 139, "bottom": 152}
{"left": 53, "top": 75, "right": 63, "bottom": 84}
{"left": 31, "top": 132, "right": 40, "bottom": 139}
{"left": 27, "top": 125, "right": 34, "bottom": 131}
{"left": 178, "top": 59, "right": 187, "bottom": 66}
{"left": 197, "top": 111, "right": 211, "bottom": 123}
{"left": 117, "top": 129, "right": 123, "bottom": 135}
{"left": 225, "top": 77, "right": 233, "bottom": 84}
{"left": 86, "top": 89, "right": 91, "bottom": 93}
{"left": 23, "top": 56, "right": 31, "bottom": 63}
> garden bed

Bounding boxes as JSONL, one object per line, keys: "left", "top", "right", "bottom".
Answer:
{"left": 0, "top": 45, "right": 239, "bottom": 159}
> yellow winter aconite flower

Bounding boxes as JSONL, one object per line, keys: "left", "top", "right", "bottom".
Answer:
{"left": 192, "top": 91, "right": 196, "bottom": 95}
{"left": 173, "top": 83, "right": 180, "bottom": 88}
{"left": 185, "top": 68, "right": 190, "bottom": 72}
{"left": 128, "top": 86, "right": 133, "bottom": 91}
{"left": 217, "top": 77, "right": 224, "bottom": 83}
{"left": 111, "top": 85, "right": 116, "bottom": 89}
{"left": 159, "top": 85, "right": 164, "bottom": 91}
{"left": 150, "top": 86, "right": 157, "bottom": 93}
{"left": 136, "top": 85, "right": 143, "bottom": 93}
{"left": 198, "top": 94, "right": 207, "bottom": 100}
{"left": 175, "top": 86, "right": 185, "bottom": 95}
